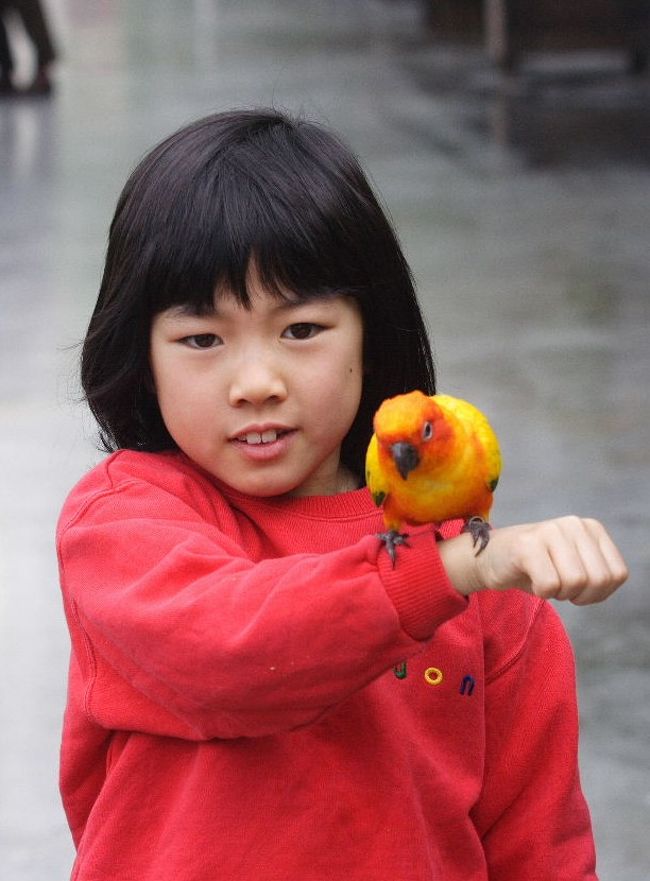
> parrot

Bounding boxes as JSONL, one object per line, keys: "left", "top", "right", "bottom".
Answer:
{"left": 365, "top": 390, "right": 502, "bottom": 565}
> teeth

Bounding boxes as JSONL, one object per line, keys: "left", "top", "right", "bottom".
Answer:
{"left": 241, "top": 430, "right": 279, "bottom": 445}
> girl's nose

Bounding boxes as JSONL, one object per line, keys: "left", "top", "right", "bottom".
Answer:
{"left": 228, "top": 357, "right": 288, "bottom": 408}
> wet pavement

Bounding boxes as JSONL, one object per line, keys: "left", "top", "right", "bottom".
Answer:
{"left": 1, "top": 1, "right": 649, "bottom": 878}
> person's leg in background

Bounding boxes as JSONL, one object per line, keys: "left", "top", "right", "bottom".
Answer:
{"left": 13, "top": 0, "right": 56, "bottom": 93}
{"left": 0, "top": 5, "right": 16, "bottom": 94}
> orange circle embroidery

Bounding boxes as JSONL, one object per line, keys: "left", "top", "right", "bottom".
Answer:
{"left": 424, "top": 667, "right": 443, "bottom": 686}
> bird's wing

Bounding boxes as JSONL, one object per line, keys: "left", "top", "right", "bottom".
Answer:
{"left": 434, "top": 394, "right": 502, "bottom": 493}
{"left": 483, "top": 435, "right": 502, "bottom": 493}
{"left": 365, "top": 433, "right": 390, "bottom": 508}
{"left": 473, "top": 415, "right": 502, "bottom": 492}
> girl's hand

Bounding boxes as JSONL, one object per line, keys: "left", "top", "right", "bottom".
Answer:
{"left": 440, "top": 516, "right": 628, "bottom": 605}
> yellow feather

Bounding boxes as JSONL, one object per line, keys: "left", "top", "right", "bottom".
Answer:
{"left": 365, "top": 434, "right": 389, "bottom": 508}
{"left": 433, "top": 395, "right": 501, "bottom": 496}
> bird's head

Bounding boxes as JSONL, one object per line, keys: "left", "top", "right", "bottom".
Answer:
{"left": 372, "top": 390, "right": 451, "bottom": 480}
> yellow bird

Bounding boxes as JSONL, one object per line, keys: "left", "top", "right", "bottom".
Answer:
{"left": 365, "top": 391, "right": 502, "bottom": 563}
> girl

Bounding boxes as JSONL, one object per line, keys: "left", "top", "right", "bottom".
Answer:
{"left": 57, "top": 109, "right": 627, "bottom": 881}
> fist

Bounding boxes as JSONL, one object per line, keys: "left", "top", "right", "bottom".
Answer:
{"left": 475, "top": 516, "right": 629, "bottom": 605}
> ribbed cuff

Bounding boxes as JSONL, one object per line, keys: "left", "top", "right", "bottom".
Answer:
{"left": 377, "top": 526, "right": 468, "bottom": 641}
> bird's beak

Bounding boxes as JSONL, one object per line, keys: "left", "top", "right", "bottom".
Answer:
{"left": 390, "top": 442, "right": 420, "bottom": 480}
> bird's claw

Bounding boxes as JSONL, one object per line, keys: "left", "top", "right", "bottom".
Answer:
{"left": 377, "top": 530, "right": 410, "bottom": 567}
{"left": 463, "top": 516, "right": 491, "bottom": 556}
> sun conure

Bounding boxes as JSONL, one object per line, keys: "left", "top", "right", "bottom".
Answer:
{"left": 365, "top": 390, "right": 502, "bottom": 564}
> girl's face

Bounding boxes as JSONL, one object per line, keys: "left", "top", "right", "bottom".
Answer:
{"left": 149, "top": 274, "right": 364, "bottom": 498}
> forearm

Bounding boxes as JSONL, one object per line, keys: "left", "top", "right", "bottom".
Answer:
{"left": 60, "top": 522, "right": 466, "bottom": 739}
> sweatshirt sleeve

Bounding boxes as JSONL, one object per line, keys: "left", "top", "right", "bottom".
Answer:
{"left": 471, "top": 592, "right": 598, "bottom": 880}
{"left": 57, "top": 461, "right": 467, "bottom": 741}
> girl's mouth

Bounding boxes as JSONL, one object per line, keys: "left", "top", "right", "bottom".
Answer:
{"left": 236, "top": 429, "right": 288, "bottom": 445}
{"left": 230, "top": 428, "right": 296, "bottom": 460}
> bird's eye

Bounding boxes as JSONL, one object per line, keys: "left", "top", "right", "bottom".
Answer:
{"left": 422, "top": 421, "right": 433, "bottom": 441}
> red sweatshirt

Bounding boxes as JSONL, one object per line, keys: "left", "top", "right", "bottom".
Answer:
{"left": 57, "top": 450, "right": 597, "bottom": 881}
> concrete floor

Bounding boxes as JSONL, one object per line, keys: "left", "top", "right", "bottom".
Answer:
{"left": 1, "top": 1, "right": 649, "bottom": 878}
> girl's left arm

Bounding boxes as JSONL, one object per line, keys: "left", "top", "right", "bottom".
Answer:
{"left": 471, "top": 592, "right": 598, "bottom": 880}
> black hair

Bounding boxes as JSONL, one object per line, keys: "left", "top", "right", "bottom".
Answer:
{"left": 81, "top": 108, "right": 435, "bottom": 479}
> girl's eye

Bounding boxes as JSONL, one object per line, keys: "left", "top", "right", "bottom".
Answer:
{"left": 181, "top": 333, "right": 221, "bottom": 349}
{"left": 282, "top": 323, "right": 324, "bottom": 341}
{"left": 422, "top": 421, "right": 434, "bottom": 441}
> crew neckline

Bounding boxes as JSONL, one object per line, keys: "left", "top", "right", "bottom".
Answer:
{"left": 165, "top": 451, "right": 377, "bottom": 519}
{"left": 219, "top": 482, "right": 376, "bottom": 520}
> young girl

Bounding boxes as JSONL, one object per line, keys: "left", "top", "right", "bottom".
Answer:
{"left": 57, "top": 109, "right": 627, "bottom": 881}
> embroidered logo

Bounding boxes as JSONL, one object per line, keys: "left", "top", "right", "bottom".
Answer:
{"left": 392, "top": 665, "right": 477, "bottom": 696}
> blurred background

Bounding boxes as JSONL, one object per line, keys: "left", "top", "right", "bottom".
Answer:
{"left": 1, "top": 1, "right": 648, "bottom": 878}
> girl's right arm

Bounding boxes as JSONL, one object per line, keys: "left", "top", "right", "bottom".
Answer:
{"left": 57, "top": 454, "right": 467, "bottom": 742}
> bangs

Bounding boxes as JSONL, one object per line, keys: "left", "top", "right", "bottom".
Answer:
{"left": 140, "top": 118, "right": 375, "bottom": 316}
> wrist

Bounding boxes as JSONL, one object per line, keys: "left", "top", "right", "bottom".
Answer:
{"left": 437, "top": 532, "right": 485, "bottom": 596}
